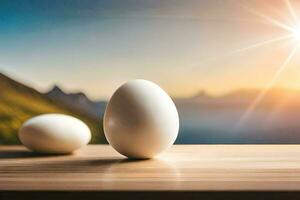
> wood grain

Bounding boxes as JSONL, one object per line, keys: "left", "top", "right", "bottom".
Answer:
{"left": 1, "top": 145, "right": 300, "bottom": 191}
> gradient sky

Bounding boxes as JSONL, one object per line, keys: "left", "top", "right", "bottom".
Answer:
{"left": 1, "top": 0, "right": 300, "bottom": 100}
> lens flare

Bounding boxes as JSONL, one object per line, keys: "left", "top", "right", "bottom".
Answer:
{"left": 234, "top": 0, "right": 300, "bottom": 126}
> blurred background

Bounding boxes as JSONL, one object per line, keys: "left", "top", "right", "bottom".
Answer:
{"left": 2, "top": 0, "right": 300, "bottom": 144}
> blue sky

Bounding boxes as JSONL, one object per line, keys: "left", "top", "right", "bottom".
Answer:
{"left": 1, "top": 0, "right": 300, "bottom": 99}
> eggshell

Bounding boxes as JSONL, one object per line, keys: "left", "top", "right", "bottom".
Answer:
{"left": 104, "top": 79, "right": 179, "bottom": 159}
{"left": 18, "top": 114, "right": 91, "bottom": 154}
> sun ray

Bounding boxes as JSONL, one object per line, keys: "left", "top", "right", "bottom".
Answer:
{"left": 238, "top": 1, "right": 294, "bottom": 32}
{"left": 236, "top": 44, "right": 299, "bottom": 127}
{"left": 284, "top": 0, "right": 299, "bottom": 24}
{"left": 226, "top": 34, "right": 293, "bottom": 54}
{"left": 143, "top": 14, "right": 269, "bottom": 24}
{"left": 189, "top": 34, "right": 292, "bottom": 70}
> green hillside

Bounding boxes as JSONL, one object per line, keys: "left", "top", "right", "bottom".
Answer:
{"left": 0, "top": 73, "right": 105, "bottom": 144}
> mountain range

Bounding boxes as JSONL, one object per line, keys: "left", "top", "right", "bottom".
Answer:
{"left": 45, "top": 85, "right": 300, "bottom": 118}
{"left": 175, "top": 87, "right": 300, "bottom": 111}
{"left": 175, "top": 88, "right": 300, "bottom": 144}
{"left": 3, "top": 71, "right": 300, "bottom": 144}
{"left": 33, "top": 81, "right": 300, "bottom": 144}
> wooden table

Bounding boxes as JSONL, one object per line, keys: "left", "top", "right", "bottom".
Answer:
{"left": 1, "top": 145, "right": 300, "bottom": 199}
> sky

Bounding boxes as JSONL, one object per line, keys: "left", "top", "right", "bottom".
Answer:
{"left": 1, "top": 0, "right": 300, "bottom": 100}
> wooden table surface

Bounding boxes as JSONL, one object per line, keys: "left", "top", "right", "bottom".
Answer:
{"left": 1, "top": 145, "right": 300, "bottom": 191}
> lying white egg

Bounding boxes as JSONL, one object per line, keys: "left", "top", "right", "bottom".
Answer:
{"left": 18, "top": 114, "right": 91, "bottom": 154}
{"left": 104, "top": 79, "right": 179, "bottom": 159}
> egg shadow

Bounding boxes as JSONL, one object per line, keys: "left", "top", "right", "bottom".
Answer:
{"left": 22, "top": 157, "right": 178, "bottom": 174}
{"left": 0, "top": 149, "right": 69, "bottom": 159}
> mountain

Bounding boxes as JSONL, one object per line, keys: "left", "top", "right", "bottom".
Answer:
{"left": 0, "top": 72, "right": 106, "bottom": 145}
{"left": 175, "top": 88, "right": 300, "bottom": 110}
{"left": 174, "top": 88, "right": 300, "bottom": 144}
{"left": 46, "top": 85, "right": 107, "bottom": 119}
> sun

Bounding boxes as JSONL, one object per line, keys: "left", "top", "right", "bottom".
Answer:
{"left": 234, "top": 0, "right": 300, "bottom": 126}
{"left": 193, "top": 0, "right": 300, "bottom": 126}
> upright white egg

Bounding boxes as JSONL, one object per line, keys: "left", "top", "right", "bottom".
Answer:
{"left": 18, "top": 114, "right": 91, "bottom": 154}
{"left": 104, "top": 79, "right": 179, "bottom": 159}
